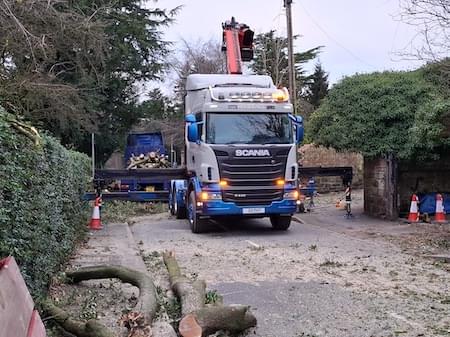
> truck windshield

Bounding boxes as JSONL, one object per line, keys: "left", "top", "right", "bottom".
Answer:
{"left": 206, "top": 113, "right": 293, "bottom": 144}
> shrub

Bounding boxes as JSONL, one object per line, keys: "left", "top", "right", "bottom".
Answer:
{"left": 0, "top": 108, "right": 90, "bottom": 299}
{"left": 307, "top": 67, "right": 450, "bottom": 160}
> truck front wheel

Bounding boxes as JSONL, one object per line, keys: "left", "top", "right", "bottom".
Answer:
{"left": 270, "top": 215, "right": 292, "bottom": 230}
{"left": 188, "top": 191, "right": 206, "bottom": 233}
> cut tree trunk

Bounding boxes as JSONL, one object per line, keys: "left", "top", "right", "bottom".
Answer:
{"left": 162, "top": 251, "right": 257, "bottom": 337}
{"left": 42, "top": 300, "right": 114, "bottom": 337}
{"left": 45, "top": 265, "right": 177, "bottom": 337}
{"left": 66, "top": 265, "right": 158, "bottom": 322}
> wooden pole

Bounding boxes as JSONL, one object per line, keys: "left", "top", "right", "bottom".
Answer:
{"left": 285, "top": 0, "right": 296, "bottom": 113}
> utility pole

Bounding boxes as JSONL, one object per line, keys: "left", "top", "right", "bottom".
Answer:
{"left": 284, "top": 0, "right": 296, "bottom": 113}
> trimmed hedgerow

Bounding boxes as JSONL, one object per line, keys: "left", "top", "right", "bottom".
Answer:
{"left": 0, "top": 108, "right": 90, "bottom": 299}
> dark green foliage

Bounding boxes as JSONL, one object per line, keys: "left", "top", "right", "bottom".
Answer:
{"left": 68, "top": 0, "right": 179, "bottom": 162}
{"left": 307, "top": 67, "right": 450, "bottom": 159}
{"left": 0, "top": 0, "right": 178, "bottom": 163}
{"left": 305, "top": 62, "right": 329, "bottom": 108}
{"left": 0, "top": 108, "right": 90, "bottom": 299}
{"left": 250, "top": 30, "right": 321, "bottom": 93}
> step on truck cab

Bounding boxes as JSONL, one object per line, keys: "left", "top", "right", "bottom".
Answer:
{"left": 170, "top": 74, "right": 304, "bottom": 233}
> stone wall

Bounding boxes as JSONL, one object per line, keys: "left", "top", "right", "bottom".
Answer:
{"left": 298, "top": 144, "right": 364, "bottom": 192}
{"left": 363, "top": 157, "right": 398, "bottom": 219}
{"left": 363, "top": 155, "right": 450, "bottom": 219}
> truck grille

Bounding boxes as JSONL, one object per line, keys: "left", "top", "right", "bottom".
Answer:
{"left": 213, "top": 147, "right": 290, "bottom": 206}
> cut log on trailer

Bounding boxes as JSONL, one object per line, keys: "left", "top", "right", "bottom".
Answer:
{"left": 127, "top": 151, "right": 170, "bottom": 169}
{"left": 162, "top": 251, "right": 257, "bottom": 337}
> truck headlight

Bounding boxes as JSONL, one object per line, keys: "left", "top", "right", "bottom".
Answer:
{"left": 200, "top": 192, "right": 222, "bottom": 201}
{"left": 284, "top": 190, "right": 299, "bottom": 200}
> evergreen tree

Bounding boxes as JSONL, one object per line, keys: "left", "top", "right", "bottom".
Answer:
{"left": 305, "top": 62, "right": 329, "bottom": 108}
{"left": 0, "top": 0, "right": 179, "bottom": 162}
{"left": 250, "top": 30, "right": 322, "bottom": 98}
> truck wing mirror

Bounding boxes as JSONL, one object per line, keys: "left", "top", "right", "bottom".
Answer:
{"left": 185, "top": 114, "right": 200, "bottom": 143}
{"left": 295, "top": 116, "right": 304, "bottom": 144}
{"left": 185, "top": 114, "right": 196, "bottom": 123}
{"left": 289, "top": 115, "right": 304, "bottom": 144}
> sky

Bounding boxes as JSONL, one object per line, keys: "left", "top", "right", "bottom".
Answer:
{"left": 150, "top": 0, "right": 425, "bottom": 92}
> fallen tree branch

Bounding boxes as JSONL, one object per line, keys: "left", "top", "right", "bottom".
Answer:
{"left": 45, "top": 265, "right": 178, "bottom": 337}
{"left": 163, "top": 251, "right": 206, "bottom": 317}
{"left": 42, "top": 300, "right": 114, "bottom": 337}
{"left": 8, "top": 119, "right": 41, "bottom": 146}
{"left": 162, "top": 251, "right": 257, "bottom": 337}
{"left": 66, "top": 265, "right": 158, "bottom": 322}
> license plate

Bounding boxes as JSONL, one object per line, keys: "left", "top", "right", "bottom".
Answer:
{"left": 242, "top": 207, "right": 265, "bottom": 214}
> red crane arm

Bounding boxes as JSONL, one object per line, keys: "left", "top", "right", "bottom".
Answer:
{"left": 222, "top": 17, "right": 254, "bottom": 75}
{"left": 224, "top": 28, "right": 243, "bottom": 75}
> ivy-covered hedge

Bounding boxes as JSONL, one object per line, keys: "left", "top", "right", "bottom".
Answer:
{"left": 307, "top": 65, "right": 450, "bottom": 160}
{"left": 0, "top": 108, "right": 91, "bottom": 299}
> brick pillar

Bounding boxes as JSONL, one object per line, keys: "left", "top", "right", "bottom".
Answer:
{"left": 364, "top": 156, "right": 398, "bottom": 220}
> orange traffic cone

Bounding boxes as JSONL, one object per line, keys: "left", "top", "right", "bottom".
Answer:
{"left": 89, "top": 197, "right": 103, "bottom": 230}
{"left": 407, "top": 194, "right": 420, "bottom": 223}
{"left": 434, "top": 194, "right": 447, "bottom": 223}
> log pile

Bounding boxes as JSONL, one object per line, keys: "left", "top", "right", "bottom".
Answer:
{"left": 127, "top": 151, "right": 170, "bottom": 169}
{"left": 43, "top": 256, "right": 257, "bottom": 337}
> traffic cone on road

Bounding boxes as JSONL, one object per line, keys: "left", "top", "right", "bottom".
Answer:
{"left": 434, "top": 194, "right": 447, "bottom": 223}
{"left": 89, "top": 197, "right": 103, "bottom": 230}
{"left": 407, "top": 194, "right": 420, "bottom": 223}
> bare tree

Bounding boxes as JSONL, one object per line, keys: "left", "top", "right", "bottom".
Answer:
{"left": 0, "top": 0, "right": 109, "bottom": 131}
{"left": 398, "top": 0, "right": 449, "bottom": 61}
{"left": 171, "top": 38, "right": 226, "bottom": 102}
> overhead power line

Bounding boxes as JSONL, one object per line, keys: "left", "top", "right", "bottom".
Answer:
{"left": 298, "top": 2, "right": 377, "bottom": 69}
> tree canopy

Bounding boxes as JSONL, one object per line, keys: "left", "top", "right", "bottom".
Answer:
{"left": 250, "top": 30, "right": 321, "bottom": 93}
{"left": 0, "top": 0, "right": 178, "bottom": 162}
{"left": 307, "top": 64, "right": 450, "bottom": 160}
{"left": 304, "top": 62, "right": 329, "bottom": 109}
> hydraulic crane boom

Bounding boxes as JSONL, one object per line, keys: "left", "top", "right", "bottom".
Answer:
{"left": 222, "top": 17, "right": 254, "bottom": 74}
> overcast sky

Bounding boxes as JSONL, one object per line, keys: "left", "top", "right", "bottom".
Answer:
{"left": 152, "top": 0, "right": 424, "bottom": 92}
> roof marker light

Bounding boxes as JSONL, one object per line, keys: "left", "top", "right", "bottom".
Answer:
{"left": 272, "top": 88, "right": 289, "bottom": 102}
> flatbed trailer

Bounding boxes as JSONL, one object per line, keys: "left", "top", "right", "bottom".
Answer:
{"left": 299, "top": 166, "right": 353, "bottom": 186}
{"left": 83, "top": 168, "right": 187, "bottom": 201}
{"left": 84, "top": 166, "right": 353, "bottom": 202}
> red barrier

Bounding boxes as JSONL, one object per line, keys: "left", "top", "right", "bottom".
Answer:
{"left": 27, "top": 310, "right": 46, "bottom": 337}
{"left": 0, "top": 256, "right": 47, "bottom": 337}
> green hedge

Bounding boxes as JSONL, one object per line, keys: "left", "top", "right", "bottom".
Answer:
{"left": 0, "top": 108, "right": 91, "bottom": 299}
{"left": 307, "top": 67, "right": 450, "bottom": 160}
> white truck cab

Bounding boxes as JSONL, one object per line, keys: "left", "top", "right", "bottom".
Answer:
{"left": 171, "top": 74, "right": 304, "bottom": 233}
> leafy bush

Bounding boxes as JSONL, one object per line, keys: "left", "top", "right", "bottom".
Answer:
{"left": 307, "top": 67, "right": 450, "bottom": 159}
{"left": 0, "top": 108, "right": 90, "bottom": 299}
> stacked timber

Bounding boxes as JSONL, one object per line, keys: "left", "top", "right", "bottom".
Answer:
{"left": 127, "top": 151, "right": 170, "bottom": 169}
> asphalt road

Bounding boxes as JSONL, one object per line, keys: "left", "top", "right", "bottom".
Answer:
{"left": 130, "top": 210, "right": 449, "bottom": 337}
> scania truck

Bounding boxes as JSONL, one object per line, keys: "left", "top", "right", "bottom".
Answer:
{"left": 88, "top": 18, "right": 306, "bottom": 233}
{"left": 168, "top": 73, "right": 304, "bottom": 232}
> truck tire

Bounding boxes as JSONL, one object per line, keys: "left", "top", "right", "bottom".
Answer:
{"left": 270, "top": 215, "right": 291, "bottom": 230}
{"left": 174, "top": 191, "right": 187, "bottom": 219}
{"left": 188, "top": 191, "right": 206, "bottom": 233}
{"left": 169, "top": 190, "right": 176, "bottom": 216}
